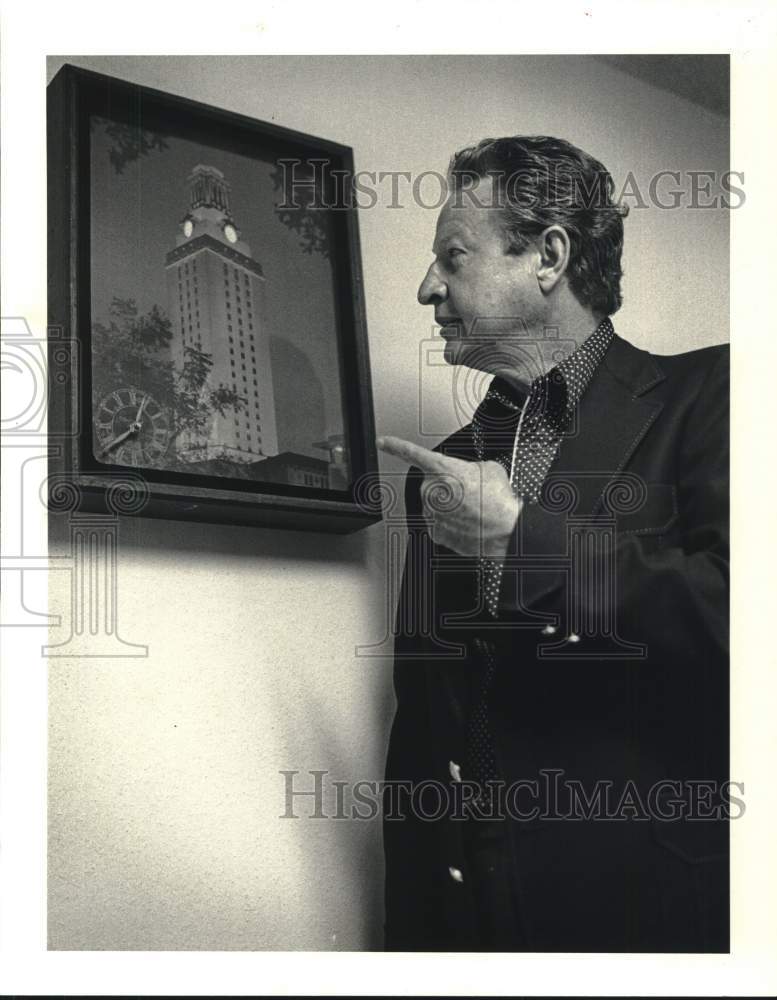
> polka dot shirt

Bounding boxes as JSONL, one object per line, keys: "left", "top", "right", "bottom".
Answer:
{"left": 464, "top": 317, "right": 615, "bottom": 805}
{"left": 473, "top": 316, "right": 615, "bottom": 616}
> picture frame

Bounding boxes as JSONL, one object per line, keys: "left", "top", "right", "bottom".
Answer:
{"left": 47, "top": 63, "right": 381, "bottom": 533}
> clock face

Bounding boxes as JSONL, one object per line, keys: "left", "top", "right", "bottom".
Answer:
{"left": 183, "top": 219, "right": 193, "bottom": 238}
{"left": 94, "top": 387, "right": 172, "bottom": 468}
{"left": 223, "top": 223, "right": 237, "bottom": 244}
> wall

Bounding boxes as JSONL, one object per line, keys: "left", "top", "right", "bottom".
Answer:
{"left": 47, "top": 54, "right": 729, "bottom": 950}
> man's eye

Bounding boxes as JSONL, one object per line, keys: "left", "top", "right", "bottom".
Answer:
{"left": 447, "top": 248, "right": 465, "bottom": 258}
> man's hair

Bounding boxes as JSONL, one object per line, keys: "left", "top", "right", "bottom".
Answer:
{"left": 449, "top": 135, "right": 627, "bottom": 316}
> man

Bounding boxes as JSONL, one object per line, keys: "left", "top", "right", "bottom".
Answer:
{"left": 377, "top": 136, "right": 729, "bottom": 952}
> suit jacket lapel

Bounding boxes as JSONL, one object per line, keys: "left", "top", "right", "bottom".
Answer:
{"left": 516, "top": 334, "right": 666, "bottom": 608}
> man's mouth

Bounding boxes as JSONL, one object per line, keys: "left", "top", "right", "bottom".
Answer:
{"left": 436, "top": 317, "right": 462, "bottom": 338}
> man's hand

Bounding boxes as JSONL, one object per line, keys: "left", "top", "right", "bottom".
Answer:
{"left": 377, "top": 435, "right": 522, "bottom": 559}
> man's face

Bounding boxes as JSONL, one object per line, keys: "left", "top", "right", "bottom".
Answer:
{"left": 417, "top": 175, "right": 545, "bottom": 378}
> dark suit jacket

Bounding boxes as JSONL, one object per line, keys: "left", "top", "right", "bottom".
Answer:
{"left": 384, "top": 332, "right": 729, "bottom": 952}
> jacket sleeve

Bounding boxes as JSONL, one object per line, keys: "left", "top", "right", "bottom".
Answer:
{"left": 383, "top": 466, "right": 449, "bottom": 950}
{"left": 610, "top": 347, "right": 728, "bottom": 661}
{"left": 391, "top": 466, "right": 424, "bottom": 700}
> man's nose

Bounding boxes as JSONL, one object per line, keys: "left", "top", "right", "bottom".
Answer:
{"left": 417, "top": 262, "right": 446, "bottom": 306}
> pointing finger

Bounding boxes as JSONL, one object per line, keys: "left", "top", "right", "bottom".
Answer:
{"left": 376, "top": 435, "right": 468, "bottom": 474}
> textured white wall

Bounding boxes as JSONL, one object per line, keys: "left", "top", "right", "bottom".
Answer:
{"left": 47, "top": 54, "right": 729, "bottom": 950}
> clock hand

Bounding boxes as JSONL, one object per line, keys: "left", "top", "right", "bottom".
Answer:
{"left": 134, "top": 395, "right": 148, "bottom": 423}
{"left": 98, "top": 421, "right": 141, "bottom": 456}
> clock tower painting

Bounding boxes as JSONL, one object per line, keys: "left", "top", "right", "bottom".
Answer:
{"left": 165, "top": 164, "right": 279, "bottom": 463}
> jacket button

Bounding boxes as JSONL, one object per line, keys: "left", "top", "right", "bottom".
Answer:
{"left": 541, "top": 624, "right": 557, "bottom": 635}
{"left": 449, "top": 760, "right": 462, "bottom": 782}
{"left": 567, "top": 632, "right": 581, "bottom": 643}
{"left": 448, "top": 866, "right": 464, "bottom": 883}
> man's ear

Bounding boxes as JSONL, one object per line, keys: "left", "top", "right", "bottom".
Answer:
{"left": 535, "top": 225, "right": 571, "bottom": 295}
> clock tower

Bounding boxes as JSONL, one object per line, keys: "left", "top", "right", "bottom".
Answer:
{"left": 165, "top": 164, "right": 279, "bottom": 463}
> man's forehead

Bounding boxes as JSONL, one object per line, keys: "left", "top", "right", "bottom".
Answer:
{"left": 434, "top": 191, "right": 503, "bottom": 243}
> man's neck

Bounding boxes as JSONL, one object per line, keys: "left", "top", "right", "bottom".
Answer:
{"left": 488, "top": 309, "right": 605, "bottom": 396}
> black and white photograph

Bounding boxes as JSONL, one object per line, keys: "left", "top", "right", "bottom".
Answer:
{"left": 85, "top": 90, "right": 354, "bottom": 487}
{"left": 46, "top": 49, "right": 734, "bottom": 954}
{"left": 46, "top": 63, "right": 379, "bottom": 533}
{"left": 1, "top": 2, "right": 776, "bottom": 997}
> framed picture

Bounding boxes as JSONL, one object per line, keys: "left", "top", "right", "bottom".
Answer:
{"left": 47, "top": 64, "right": 381, "bottom": 532}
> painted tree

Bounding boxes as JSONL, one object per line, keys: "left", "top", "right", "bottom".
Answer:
{"left": 91, "top": 296, "right": 247, "bottom": 470}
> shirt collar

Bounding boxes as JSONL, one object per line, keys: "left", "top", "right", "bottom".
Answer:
{"left": 553, "top": 315, "right": 615, "bottom": 410}
{"left": 482, "top": 316, "right": 615, "bottom": 415}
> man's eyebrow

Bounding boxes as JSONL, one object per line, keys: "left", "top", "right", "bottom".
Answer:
{"left": 432, "top": 229, "right": 470, "bottom": 254}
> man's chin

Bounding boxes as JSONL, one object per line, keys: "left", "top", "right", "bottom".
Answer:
{"left": 443, "top": 338, "right": 461, "bottom": 366}
{"left": 443, "top": 337, "right": 480, "bottom": 367}
{"left": 443, "top": 339, "right": 495, "bottom": 372}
